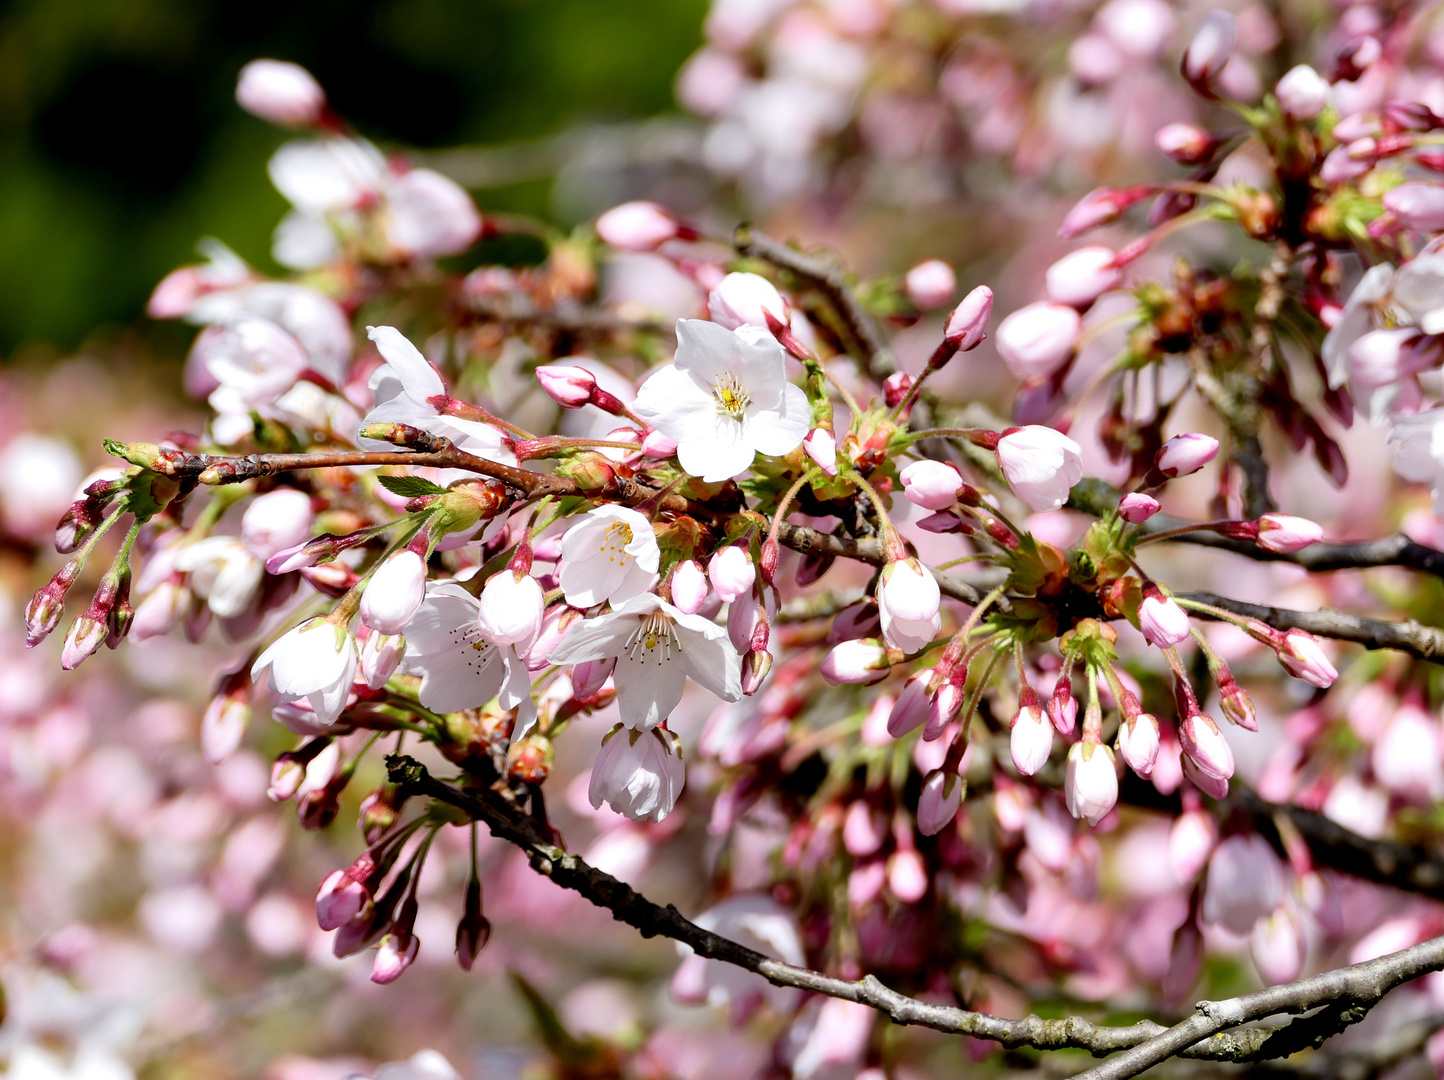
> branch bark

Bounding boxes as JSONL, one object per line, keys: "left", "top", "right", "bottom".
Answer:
{"left": 1180, "top": 590, "right": 1444, "bottom": 663}
{"left": 733, "top": 225, "right": 897, "bottom": 378}
{"left": 385, "top": 755, "right": 1444, "bottom": 1070}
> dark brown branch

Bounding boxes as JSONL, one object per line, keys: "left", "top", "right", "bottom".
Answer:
{"left": 775, "top": 522, "right": 986, "bottom": 604}
{"left": 386, "top": 755, "right": 1444, "bottom": 1068}
{"left": 1180, "top": 590, "right": 1444, "bottom": 663}
{"left": 1240, "top": 791, "right": 1444, "bottom": 901}
{"left": 1068, "top": 478, "right": 1444, "bottom": 580}
{"left": 733, "top": 225, "right": 897, "bottom": 378}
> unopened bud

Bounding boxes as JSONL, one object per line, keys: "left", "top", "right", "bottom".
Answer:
{"left": 236, "top": 59, "right": 326, "bottom": 127}
{"left": 1334, "top": 35, "right": 1380, "bottom": 82}
{"left": 820, "top": 639, "right": 892, "bottom": 685}
{"left": 943, "top": 285, "right": 993, "bottom": 352}
{"left": 59, "top": 615, "right": 106, "bottom": 671}
{"left": 1118, "top": 492, "right": 1161, "bottom": 523}
{"left": 1182, "top": 11, "right": 1237, "bottom": 90}
{"left": 1256, "top": 513, "right": 1323, "bottom": 553}
{"left": 883, "top": 372, "right": 914, "bottom": 408}
{"left": 535, "top": 364, "right": 597, "bottom": 409}
{"left": 904, "top": 259, "right": 956, "bottom": 310}
{"left": 1155, "top": 432, "right": 1219, "bottom": 477}
{"left": 26, "top": 558, "right": 83, "bottom": 647}
{"left": 359, "top": 785, "right": 403, "bottom": 844}
{"left": 595, "top": 201, "right": 690, "bottom": 252}
{"left": 1155, "top": 122, "right": 1216, "bottom": 165}
{"left": 802, "top": 428, "right": 838, "bottom": 476}
{"left": 1059, "top": 185, "right": 1152, "bottom": 238}
{"left": 758, "top": 538, "right": 780, "bottom": 584}
{"left": 742, "top": 648, "right": 773, "bottom": 695}
{"left": 455, "top": 876, "right": 491, "bottom": 971}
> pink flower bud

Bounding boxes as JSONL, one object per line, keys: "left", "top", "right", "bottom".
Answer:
{"left": 1065, "top": 741, "right": 1118, "bottom": 825}
{"left": 1385, "top": 100, "right": 1441, "bottom": 133}
{"left": 477, "top": 568, "right": 545, "bottom": 648}
{"left": 359, "top": 631, "right": 404, "bottom": 689}
{"left": 130, "top": 581, "right": 188, "bottom": 642}
{"left": 316, "top": 869, "right": 369, "bottom": 931}
{"left": 1180, "top": 711, "right": 1234, "bottom": 781}
{"left": 1182, "top": 11, "right": 1237, "bottom": 87}
{"left": 1334, "top": 35, "right": 1381, "bottom": 81}
{"left": 1320, "top": 143, "right": 1373, "bottom": 184}
{"left": 944, "top": 285, "right": 993, "bottom": 351}
{"left": 25, "top": 559, "right": 81, "bottom": 647}
{"left": 1275, "top": 64, "right": 1330, "bottom": 120}
{"left": 925, "top": 668, "right": 967, "bottom": 741}
{"left": 1046, "top": 678, "right": 1078, "bottom": 735}
{"left": 997, "top": 426, "right": 1085, "bottom": 513}
{"left": 708, "top": 545, "right": 756, "bottom": 604}
{"left": 842, "top": 800, "right": 886, "bottom": 856}
{"left": 1045, "top": 247, "right": 1123, "bottom": 309}
{"left": 1252, "top": 905, "right": 1306, "bottom": 985}
{"left": 455, "top": 877, "right": 491, "bottom": 971}
{"left": 595, "top": 201, "right": 684, "bottom": 252}
{"left": 708, "top": 272, "right": 788, "bottom": 331}
{"left": 641, "top": 429, "right": 678, "bottom": 458}
{"left": 886, "top": 848, "right": 929, "bottom": 903}
{"left": 1277, "top": 629, "right": 1338, "bottom": 688}
{"left": 371, "top": 932, "right": 419, "bottom": 984}
{"left": 1156, "top": 432, "right": 1219, "bottom": 477}
{"left": 741, "top": 647, "right": 773, "bottom": 695}
{"left": 996, "top": 302, "right": 1081, "bottom": 379}
{"left": 883, "top": 371, "right": 914, "bottom": 408}
{"left": 201, "top": 682, "right": 250, "bottom": 764}
{"left": 888, "top": 668, "right": 934, "bottom": 737}
{"left": 60, "top": 615, "right": 106, "bottom": 671}
{"left": 1383, "top": 182, "right": 1444, "bottom": 232}
{"left": 360, "top": 551, "right": 427, "bottom": 635}
{"left": 821, "top": 639, "right": 891, "bottom": 685}
{"left": 1010, "top": 690, "right": 1053, "bottom": 776}
{"left": 670, "top": 560, "right": 709, "bottom": 614}
{"left": 803, "top": 428, "right": 838, "bottom": 475}
{"left": 572, "top": 657, "right": 615, "bottom": 701}
{"left": 904, "top": 259, "right": 956, "bottom": 309}
{"left": 535, "top": 364, "right": 597, "bottom": 408}
{"left": 1059, "top": 185, "right": 1151, "bottom": 238}
{"left": 236, "top": 59, "right": 325, "bottom": 126}
{"left": 1138, "top": 588, "right": 1192, "bottom": 648}
{"left": 241, "top": 488, "right": 314, "bottom": 561}
{"left": 1117, "top": 712, "right": 1160, "bottom": 777}
{"left": 900, "top": 460, "right": 963, "bottom": 510}
{"left": 917, "top": 770, "right": 964, "bottom": 836}
{"left": 1255, "top": 513, "right": 1322, "bottom": 553}
{"left": 1168, "top": 807, "right": 1217, "bottom": 882}
{"left": 877, "top": 558, "right": 941, "bottom": 654}
{"left": 1155, "top": 122, "right": 1215, "bottom": 164}
{"left": 1118, "top": 492, "right": 1161, "bottom": 523}
{"left": 1347, "top": 327, "right": 1426, "bottom": 389}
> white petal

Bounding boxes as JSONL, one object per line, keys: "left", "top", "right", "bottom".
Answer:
{"left": 548, "top": 611, "right": 636, "bottom": 664}
{"left": 746, "top": 383, "right": 810, "bottom": 457}
{"left": 676, "top": 624, "right": 743, "bottom": 702}
{"left": 632, "top": 363, "right": 713, "bottom": 438}
{"left": 614, "top": 650, "right": 689, "bottom": 729}
{"left": 677, "top": 419, "right": 754, "bottom": 482}
{"left": 366, "top": 325, "right": 445, "bottom": 401}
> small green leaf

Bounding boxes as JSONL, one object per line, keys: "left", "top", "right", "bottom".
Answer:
{"left": 376, "top": 474, "right": 446, "bottom": 499}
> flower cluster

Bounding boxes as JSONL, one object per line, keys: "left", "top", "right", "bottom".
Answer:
{"left": 19, "top": 9, "right": 1444, "bottom": 1078}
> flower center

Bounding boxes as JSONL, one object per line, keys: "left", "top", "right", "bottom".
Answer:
{"left": 712, "top": 371, "right": 751, "bottom": 420}
{"left": 626, "top": 610, "right": 677, "bottom": 665}
{"left": 600, "top": 520, "right": 634, "bottom": 565}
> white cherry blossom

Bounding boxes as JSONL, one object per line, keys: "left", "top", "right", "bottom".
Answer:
{"left": 588, "top": 725, "right": 686, "bottom": 822}
{"left": 556, "top": 505, "right": 660, "bottom": 609}
{"left": 359, "top": 326, "right": 516, "bottom": 481}
{"left": 252, "top": 618, "right": 358, "bottom": 726}
{"left": 633, "top": 319, "right": 809, "bottom": 482}
{"left": 399, "top": 581, "right": 535, "bottom": 732}
{"left": 548, "top": 594, "right": 741, "bottom": 730}
{"left": 176, "top": 536, "right": 264, "bottom": 619}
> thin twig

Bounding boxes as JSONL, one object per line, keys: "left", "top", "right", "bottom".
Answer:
{"left": 1180, "top": 590, "right": 1444, "bottom": 663}
{"left": 733, "top": 225, "right": 898, "bottom": 378}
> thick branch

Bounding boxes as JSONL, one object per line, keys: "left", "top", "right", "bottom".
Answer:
{"left": 1067, "top": 935, "right": 1444, "bottom": 1080}
{"left": 733, "top": 225, "right": 897, "bottom": 378}
{"left": 386, "top": 756, "right": 1444, "bottom": 1067}
{"left": 1180, "top": 590, "right": 1444, "bottom": 663}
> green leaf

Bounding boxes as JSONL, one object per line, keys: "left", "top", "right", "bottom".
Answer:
{"left": 376, "top": 474, "right": 446, "bottom": 499}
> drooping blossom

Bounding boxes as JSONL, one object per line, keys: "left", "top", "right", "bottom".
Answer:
{"left": 589, "top": 725, "right": 687, "bottom": 822}
{"left": 251, "top": 618, "right": 358, "bottom": 726}
{"left": 360, "top": 551, "right": 427, "bottom": 635}
{"left": 877, "top": 558, "right": 941, "bottom": 653}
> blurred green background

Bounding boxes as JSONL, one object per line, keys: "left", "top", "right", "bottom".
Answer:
{"left": 0, "top": 0, "right": 707, "bottom": 355}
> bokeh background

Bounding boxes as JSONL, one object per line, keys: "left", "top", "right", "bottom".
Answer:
{"left": 0, "top": 0, "right": 706, "bottom": 355}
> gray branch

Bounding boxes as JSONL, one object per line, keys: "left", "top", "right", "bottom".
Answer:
{"left": 386, "top": 756, "right": 1444, "bottom": 1070}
